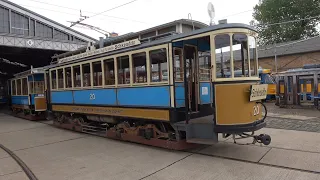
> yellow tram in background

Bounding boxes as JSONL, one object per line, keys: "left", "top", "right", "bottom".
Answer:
{"left": 10, "top": 22, "right": 271, "bottom": 149}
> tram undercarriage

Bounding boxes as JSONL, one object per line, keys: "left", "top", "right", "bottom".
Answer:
{"left": 11, "top": 105, "right": 46, "bottom": 121}
{"left": 51, "top": 111, "right": 271, "bottom": 150}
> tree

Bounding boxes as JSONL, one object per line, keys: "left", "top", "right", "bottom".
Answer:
{"left": 252, "top": 0, "right": 320, "bottom": 45}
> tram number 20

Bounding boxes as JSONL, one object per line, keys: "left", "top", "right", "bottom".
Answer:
{"left": 89, "top": 93, "right": 96, "bottom": 100}
{"left": 253, "top": 105, "right": 260, "bottom": 116}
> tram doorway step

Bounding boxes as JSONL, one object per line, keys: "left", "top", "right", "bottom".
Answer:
{"left": 186, "top": 123, "right": 218, "bottom": 145}
{"left": 82, "top": 124, "right": 106, "bottom": 136}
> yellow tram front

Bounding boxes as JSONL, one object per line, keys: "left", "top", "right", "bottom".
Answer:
{"left": 171, "top": 23, "right": 270, "bottom": 145}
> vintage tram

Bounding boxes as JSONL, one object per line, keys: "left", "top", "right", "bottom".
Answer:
{"left": 9, "top": 23, "right": 271, "bottom": 149}
{"left": 9, "top": 67, "right": 47, "bottom": 120}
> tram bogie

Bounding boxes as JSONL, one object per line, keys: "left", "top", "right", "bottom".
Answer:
{"left": 8, "top": 22, "right": 271, "bottom": 150}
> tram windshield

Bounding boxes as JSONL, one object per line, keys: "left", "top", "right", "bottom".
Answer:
{"left": 215, "top": 33, "right": 258, "bottom": 79}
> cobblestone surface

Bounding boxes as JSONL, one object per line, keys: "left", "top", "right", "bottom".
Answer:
{"left": 265, "top": 103, "right": 320, "bottom": 118}
{"left": 266, "top": 117, "right": 320, "bottom": 132}
{"left": 265, "top": 102, "right": 320, "bottom": 132}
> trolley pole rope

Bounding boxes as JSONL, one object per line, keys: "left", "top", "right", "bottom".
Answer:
{"left": 0, "top": 144, "right": 38, "bottom": 180}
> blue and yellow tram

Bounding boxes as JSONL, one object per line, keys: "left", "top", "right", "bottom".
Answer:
{"left": 9, "top": 67, "right": 47, "bottom": 120}
{"left": 27, "top": 23, "right": 271, "bottom": 149}
{"left": 258, "top": 69, "right": 276, "bottom": 100}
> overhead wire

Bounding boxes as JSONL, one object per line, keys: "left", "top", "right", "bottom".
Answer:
{"left": 257, "top": 15, "right": 320, "bottom": 27}
{"left": 22, "top": 0, "right": 149, "bottom": 24}
{"left": 18, "top": 0, "right": 142, "bottom": 48}
{"left": 87, "top": 0, "right": 140, "bottom": 19}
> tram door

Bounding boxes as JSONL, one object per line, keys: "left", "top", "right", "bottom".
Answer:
{"left": 184, "top": 45, "right": 199, "bottom": 112}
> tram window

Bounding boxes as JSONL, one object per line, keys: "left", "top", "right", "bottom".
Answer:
{"left": 65, "top": 67, "right": 72, "bottom": 88}
{"left": 12, "top": 80, "right": 16, "bottom": 95}
{"left": 249, "top": 36, "right": 258, "bottom": 76}
{"left": 93, "top": 61, "right": 102, "bottom": 86}
{"left": 199, "top": 52, "right": 211, "bottom": 81}
{"left": 22, "top": 78, "right": 28, "bottom": 95}
{"left": 30, "top": 81, "right": 44, "bottom": 94}
{"left": 132, "top": 52, "right": 147, "bottom": 83}
{"left": 57, "top": 69, "right": 64, "bottom": 89}
{"left": 215, "top": 34, "right": 231, "bottom": 78}
{"left": 117, "top": 55, "right": 130, "bottom": 85}
{"left": 149, "top": 48, "right": 168, "bottom": 82}
{"left": 232, "top": 34, "right": 249, "bottom": 77}
{"left": 51, "top": 70, "right": 57, "bottom": 89}
{"left": 104, "top": 58, "right": 115, "bottom": 85}
{"left": 82, "top": 63, "right": 91, "bottom": 87}
{"left": 73, "top": 65, "right": 81, "bottom": 87}
{"left": 16, "top": 79, "right": 21, "bottom": 95}
{"left": 174, "top": 48, "right": 184, "bottom": 81}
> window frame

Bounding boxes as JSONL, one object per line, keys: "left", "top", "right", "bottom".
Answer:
{"left": 92, "top": 60, "right": 103, "bottom": 87}
{"left": 57, "top": 68, "right": 64, "bottom": 89}
{"left": 49, "top": 69, "right": 57, "bottom": 90}
{"left": 81, "top": 63, "right": 92, "bottom": 88}
{"left": 72, "top": 64, "right": 81, "bottom": 89}
{"left": 232, "top": 33, "right": 250, "bottom": 78}
{"left": 64, "top": 66, "right": 73, "bottom": 89}
{"left": 22, "top": 77, "right": 28, "bottom": 95}
{"left": 211, "top": 31, "right": 260, "bottom": 82}
{"left": 16, "top": 78, "right": 22, "bottom": 95}
{"left": 149, "top": 47, "right": 169, "bottom": 84}
{"left": 103, "top": 57, "right": 116, "bottom": 87}
{"left": 131, "top": 50, "right": 148, "bottom": 85}
{"left": 48, "top": 44, "right": 170, "bottom": 90}
{"left": 116, "top": 55, "right": 131, "bottom": 86}
{"left": 11, "top": 79, "right": 16, "bottom": 96}
{"left": 173, "top": 47, "right": 184, "bottom": 82}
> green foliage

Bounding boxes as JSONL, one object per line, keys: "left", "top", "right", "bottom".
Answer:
{"left": 252, "top": 0, "right": 320, "bottom": 45}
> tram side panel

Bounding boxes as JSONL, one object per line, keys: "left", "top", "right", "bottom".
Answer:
{"left": 50, "top": 85, "right": 172, "bottom": 122}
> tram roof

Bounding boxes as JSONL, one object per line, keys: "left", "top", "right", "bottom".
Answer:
{"left": 12, "top": 64, "right": 55, "bottom": 78}
{"left": 51, "top": 23, "right": 256, "bottom": 68}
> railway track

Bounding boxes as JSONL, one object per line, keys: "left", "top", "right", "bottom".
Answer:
{"left": 0, "top": 144, "right": 38, "bottom": 180}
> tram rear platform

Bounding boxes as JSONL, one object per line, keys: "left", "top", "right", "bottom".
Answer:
{"left": 1, "top": 104, "right": 320, "bottom": 179}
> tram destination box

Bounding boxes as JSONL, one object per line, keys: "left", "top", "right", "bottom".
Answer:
{"left": 250, "top": 84, "right": 268, "bottom": 101}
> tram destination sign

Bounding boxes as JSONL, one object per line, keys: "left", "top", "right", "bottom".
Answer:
{"left": 58, "top": 39, "right": 141, "bottom": 64}
{"left": 250, "top": 84, "right": 268, "bottom": 101}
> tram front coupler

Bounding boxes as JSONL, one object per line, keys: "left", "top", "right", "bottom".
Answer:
{"left": 230, "top": 132, "right": 271, "bottom": 146}
{"left": 252, "top": 134, "right": 271, "bottom": 145}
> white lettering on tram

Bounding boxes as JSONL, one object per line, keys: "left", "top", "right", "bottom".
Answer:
{"left": 58, "top": 39, "right": 141, "bottom": 64}
{"left": 253, "top": 105, "right": 260, "bottom": 116}
{"left": 250, "top": 84, "right": 268, "bottom": 101}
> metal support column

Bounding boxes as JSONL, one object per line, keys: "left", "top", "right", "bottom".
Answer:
{"left": 292, "top": 75, "right": 297, "bottom": 105}
{"left": 8, "top": 9, "right": 12, "bottom": 34}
